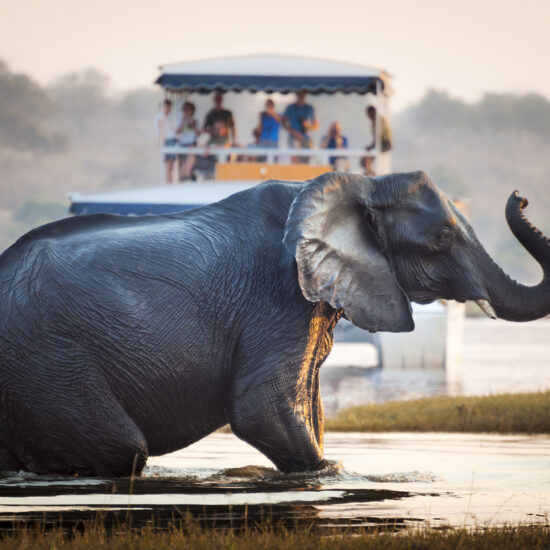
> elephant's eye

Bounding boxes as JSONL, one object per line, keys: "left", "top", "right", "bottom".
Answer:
{"left": 436, "top": 228, "right": 452, "bottom": 248}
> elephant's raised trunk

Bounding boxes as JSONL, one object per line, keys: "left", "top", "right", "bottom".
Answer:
{"left": 480, "top": 192, "right": 550, "bottom": 322}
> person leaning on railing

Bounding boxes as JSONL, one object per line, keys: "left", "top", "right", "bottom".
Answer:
{"left": 179, "top": 120, "right": 231, "bottom": 181}
{"left": 282, "top": 90, "right": 319, "bottom": 164}
{"left": 320, "top": 122, "right": 349, "bottom": 171}
{"left": 361, "top": 105, "right": 393, "bottom": 176}
{"left": 203, "top": 91, "right": 236, "bottom": 145}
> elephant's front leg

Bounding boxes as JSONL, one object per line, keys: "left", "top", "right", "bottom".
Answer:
{"left": 230, "top": 363, "right": 326, "bottom": 473}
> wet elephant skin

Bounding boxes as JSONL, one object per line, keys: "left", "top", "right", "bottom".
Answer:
{"left": 0, "top": 171, "right": 548, "bottom": 476}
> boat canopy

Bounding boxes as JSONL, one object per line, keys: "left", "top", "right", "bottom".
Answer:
{"left": 155, "top": 54, "right": 391, "bottom": 95}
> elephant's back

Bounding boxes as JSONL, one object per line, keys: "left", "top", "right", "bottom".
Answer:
{"left": 0, "top": 182, "right": 301, "bottom": 456}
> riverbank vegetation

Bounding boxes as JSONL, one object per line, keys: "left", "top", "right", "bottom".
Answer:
{"left": 325, "top": 391, "right": 550, "bottom": 433}
{"left": 0, "top": 523, "right": 549, "bottom": 549}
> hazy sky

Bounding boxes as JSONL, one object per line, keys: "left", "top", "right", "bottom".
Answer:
{"left": 2, "top": 0, "right": 549, "bottom": 109}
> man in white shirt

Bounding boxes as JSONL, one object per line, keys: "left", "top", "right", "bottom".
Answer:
{"left": 154, "top": 99, "right": 178, "bottom": 183}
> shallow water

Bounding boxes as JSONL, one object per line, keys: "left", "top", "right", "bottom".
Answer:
{"left": 1, "top": 318, "right": 549, "bottom": 531}
{"left": 1, "top": 432, "right": 549, "bottom": 531}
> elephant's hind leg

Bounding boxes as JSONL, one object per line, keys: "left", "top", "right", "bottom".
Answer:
{"left": 77, "top": 411, "right": 149, "bottom": 477}
{"left": 48, "top": 395, "right": 149, "bottom": 477}
{"left": 28, "top": 404, "right": 148, "bottom": 477}
{"left": 6, "top": 369, "right": 149, "bottom": 477}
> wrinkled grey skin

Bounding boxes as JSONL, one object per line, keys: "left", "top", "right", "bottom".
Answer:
{"left": 1, "top": 171, "right": 549, "bottom": 477}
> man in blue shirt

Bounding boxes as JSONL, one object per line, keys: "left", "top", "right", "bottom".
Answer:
{"left": 283, "top": 90, "right": 318, "bottom": 162}
{"left": 257, "top": 99, "right": 281, "bottom": 148}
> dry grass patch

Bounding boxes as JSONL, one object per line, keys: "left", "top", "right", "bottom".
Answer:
{"left": 1, "top": 523, "right": 550, "bottom": 550}
{"left": 326, "top": 391, "right": 550, "bottom": 433}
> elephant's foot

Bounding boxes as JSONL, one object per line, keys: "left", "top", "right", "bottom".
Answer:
{"left": 86, "top": 439, "right": 149, "bottom": 478}
{"left": 315, "top": 458, "right": 330, "bottom": 470}
{"left": 230, "top": 406, "right": 324, "bottom": 473}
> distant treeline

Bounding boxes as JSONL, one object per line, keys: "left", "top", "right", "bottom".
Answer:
{"left": 0, "top": 60, "right": 66, "bottom": 152}
{"left": 399, "top": 89, "right": 550, "bottom": 139}
{"left": 1, "top": 59, "right": 549, "bottom": 281}
{"left": 0, "top": 60, "right": 159, "bottom": 250}
{"left": 0, "top": 60, "right": 158, "bottom": 154}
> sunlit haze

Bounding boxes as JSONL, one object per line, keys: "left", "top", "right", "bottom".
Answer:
{"left": 1, "top": 0, "right": 549, "bottom": 109}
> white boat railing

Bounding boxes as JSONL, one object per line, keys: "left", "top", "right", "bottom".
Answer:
{"left": 162, "top": 145, "right": 375, "bottom": 165}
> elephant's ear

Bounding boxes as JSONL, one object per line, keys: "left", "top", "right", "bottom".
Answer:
{"left": 283, "top": 172, "right": 414, "bottom": 333}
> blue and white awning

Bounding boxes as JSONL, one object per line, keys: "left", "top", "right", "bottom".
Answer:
{"left": 155, "top": 55, "right": 390, "bottom": 95}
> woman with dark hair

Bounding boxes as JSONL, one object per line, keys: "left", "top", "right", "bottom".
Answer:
{"left": 176, "top": 101, "right": 199, "bottom": 181}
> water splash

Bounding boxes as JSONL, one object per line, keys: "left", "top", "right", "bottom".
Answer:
{"left": 205, "top": 462, "right": 439, "bottom": 485}
{"left": 143, "top": 464, "right": 202, "bottom": 481}
{"left": 211, "top": 465, "right": 274, "bottom": 478}
{"left": 367, "top": 470, "right": 442, "bottom": 483}
{"left": 208, "top": 460, "right": 344, "bottom": 482}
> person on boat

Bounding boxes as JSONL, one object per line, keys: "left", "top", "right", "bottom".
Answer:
{"left": 154, "top": 99, "right": 178, "bottom": 183}
{"left": 203, "top": 91, "right": 236, "bottom": 145}
{"left": 282, "top": 90, "right": 318, "bottom": 163}
{"left": 321, "top": 122, "right": 349, "bottom": 171}
{"left": 180, "top": 119, "right": 231, "bottom": 180}
{"left": 257, "top": 99, "right": 281, "bottom": 148}
{"left": 240, "top": 127, "right": 263, "bottom": 162}
{"left": 176, "top": 101, "right": 199, "bottom": 181}
{"left": 361, "top": 105, "right": 393, "bottom": 176}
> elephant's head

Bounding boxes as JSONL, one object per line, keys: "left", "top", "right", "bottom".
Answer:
{"left": 283, "top": 171, "right": 550, "bottom": 332}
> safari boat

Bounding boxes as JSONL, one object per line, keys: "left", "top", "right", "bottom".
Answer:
{"left": 68, "top": 54, "right": 464, "bottom": 374}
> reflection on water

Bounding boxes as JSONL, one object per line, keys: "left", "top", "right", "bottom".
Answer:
{"left": 1, "top": 432, "right": 549, "bottom": 531}
{"left": 321, "top": 318, "right": 550, "bottom": 414}
{"left": 1, "top": 318, "right": 549, "bottom": 532}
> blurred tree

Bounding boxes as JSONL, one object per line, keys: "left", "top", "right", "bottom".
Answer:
{"left": 48, "top": 69, "right": 111, "bottom": 137}
{"left": 429, "top": 164, "right": 467, "bottom": 197}
{"left": 476, "top": 93, "right": 550, "bottom": 139}
{"left": 14, "top": 198, "right": 67, "bottom": 227}
{"left": 117, "top": 88, "right": 158, "bottom": 119}
{"left": 0, "top": 60, "right": 67, "bottom": 151}
{"left": 400, "top": 88, "right": 550, "bottom": 141}
{"left": 401, "top": 90, "right": 471, "bottom": 133}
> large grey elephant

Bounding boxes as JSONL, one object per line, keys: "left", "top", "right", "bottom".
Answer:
{"left": 0, "top": 171, "right": 548, "bottom": 477}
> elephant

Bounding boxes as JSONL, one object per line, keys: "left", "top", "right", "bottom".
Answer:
{"left": 0, "top": 171, "right": 548, "bottom": 477}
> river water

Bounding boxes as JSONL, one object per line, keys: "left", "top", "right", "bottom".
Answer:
{"left": 0, "top": 317, "right": 549, "bottom": 531}
{"left": 322, "top": 317, "right": 550, "bottom": 413}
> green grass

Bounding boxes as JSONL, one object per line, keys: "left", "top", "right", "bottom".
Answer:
{"left": 1, "top": 524, "right": 550, "bottom": 549}
{"left": 325, "top": 391, "right": 550, "bottom": 433}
